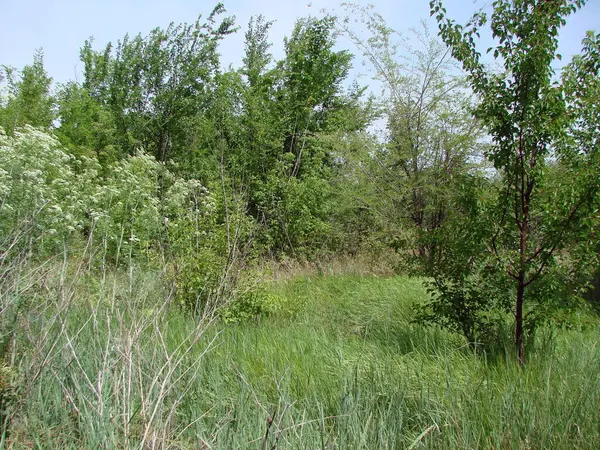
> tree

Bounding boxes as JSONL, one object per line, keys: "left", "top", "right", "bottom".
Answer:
{"left": 243, "top": 15, "right": 274, "bottom": 88}
{"left": 75, "top": 3, "right": 235, "bottom": 164}
{"left": 337, "top": 5, "right": 485, "bottom": 272}
{"left": 231, "top": 15, "right": 279, "bottom": 195}
{"left": 0, "top": 50, "right": 54, "bottom": 134}
{"left": 55, "top": 81, "right": 118, "bottom": 163}
{"left": 428, "top": 0, "right": 600, "bottom": 364}
{"left": 235, "top": 15, "right": 366, "bottom": 257}
{"left": 275, "top": 15, "right": 353, "bottom": 178}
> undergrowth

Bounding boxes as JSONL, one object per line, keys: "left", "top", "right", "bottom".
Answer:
{"left": 1, "top": 260, "right": 599, "bottom": 449}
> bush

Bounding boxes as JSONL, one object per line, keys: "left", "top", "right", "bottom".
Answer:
{"left": 0, "top": 125, "right": 92, "bottom": 256}
{"left": 221, "top": 287, "right": 296, "bottom": 324}
{"left": 88, "top": 151, "right": 164, "bottom": 262}
{"left": 415, "top": 275, "right": 511, "bottom": 350}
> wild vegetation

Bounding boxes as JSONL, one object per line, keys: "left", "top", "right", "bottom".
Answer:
{"left": 0, "top": 0, "right": 599, "bottom": 448}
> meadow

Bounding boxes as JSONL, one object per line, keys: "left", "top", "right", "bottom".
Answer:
{"left": 3, "top": 259, "right": 598, "bottom": 449}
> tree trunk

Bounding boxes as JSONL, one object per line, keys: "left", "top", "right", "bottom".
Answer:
{"left": 516, "top": 273, "right": 525, "bottom": 366}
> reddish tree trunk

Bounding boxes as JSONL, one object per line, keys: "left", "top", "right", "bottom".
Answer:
{"left": 516, "top": 273, "right": 525, "bottom": 366}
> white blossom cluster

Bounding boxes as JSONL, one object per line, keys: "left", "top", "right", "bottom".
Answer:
{"left": 0, "top": 126, "right": 215, "bottom": 258}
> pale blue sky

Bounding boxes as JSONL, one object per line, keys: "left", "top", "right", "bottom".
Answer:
{"left": 1, "top": 0, "right": 598, "bottom": 84}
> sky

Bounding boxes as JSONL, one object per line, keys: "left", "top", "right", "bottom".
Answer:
{"left": 1, "top": 0, "right": 599, "bottom": 85}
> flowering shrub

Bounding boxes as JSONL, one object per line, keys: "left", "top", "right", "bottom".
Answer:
{"left": 0, "top": 126, "right": 217, "bottom": 266}
{"left": 0, "top": 125, "right": 89, "bottom": 255}
{"left": 163, "top": 178, "right": 217, "bottom": 254}
{"left": 0, "top": 125, "right": 249, "bottom": 318}
{"left": 89, "top": 152, "right": 164, "bottom": 261}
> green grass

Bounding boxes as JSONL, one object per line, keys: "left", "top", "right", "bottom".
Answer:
{"left": 2, "top": 266, "right": 600, "bottom": 449}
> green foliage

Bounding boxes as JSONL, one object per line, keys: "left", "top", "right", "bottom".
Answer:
{"left": 243, "top": 15, "right": 274, "bottom": 87}
{"left": 6, "top": 265, "right": 600, "bottom": 447}
{"left": 0, "top": 50, "right": 54, "bottom": 135}
{"left": 0, "top": 126, "right": 220, "bottom": 268}
{"left": 337, "top": 6, "right": 486, "bottom": 272}
{"left": 414, "top": 174, "right": 511, "bottom": 347}
{"left": 428, "top": 0, "right": 600, "bottom": 362}
{"left": 55, "top": 81, "right": 118, "bottom": 161}
{"left": 76, "top": 4, "right": 236, "bottom": 163}
{"left": 253, "top": 171, "right": 334, "bottom": 256}
{"left": 260, "top": 16, "right": 362, "bottom": 256}
{"left": 0, "top": 363, "right": 19, "bottom": 431}
{"left": 167, "top": 183, "right": 255, "bottom": 314}
{"left": 221, "top": 288, "right": 292, "bottom": 324}
{"left": 2, "top": 3, "right": 600, "bottom": 446}
{"left": 172, "top": 243, "right": 227, "bottom": 313}
{"left": 220, "top": 13, "right": 371, "bottom": 258}
{"left": 420, "top": 278, "right": 500, "bottom": 347}
{"left": 89, "top": 151, "right": 165, "bottom": 261}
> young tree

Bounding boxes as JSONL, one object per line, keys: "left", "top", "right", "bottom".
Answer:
{"left": 236, "top": 15, "right": 280, "bottom": 195}
{"left": 428, "top": 0, "right": 600, "bottom": 364}
{"left": 0, "top": 50, "right": 54, "bottom": 134}
{"left": 337, "top": 5, "right": 485, "bottom": 272}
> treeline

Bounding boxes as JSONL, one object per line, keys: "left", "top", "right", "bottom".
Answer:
{"left": 1, "top": 1, "right": 599, "bottom": 360}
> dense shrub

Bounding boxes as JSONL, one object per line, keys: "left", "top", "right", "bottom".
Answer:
{"left": 0, "top": 125, "right": 91, "bottom": 256}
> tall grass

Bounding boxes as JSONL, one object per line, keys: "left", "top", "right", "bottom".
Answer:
{"left": 2, "top": 255, "right": 599, "bottom": 448}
